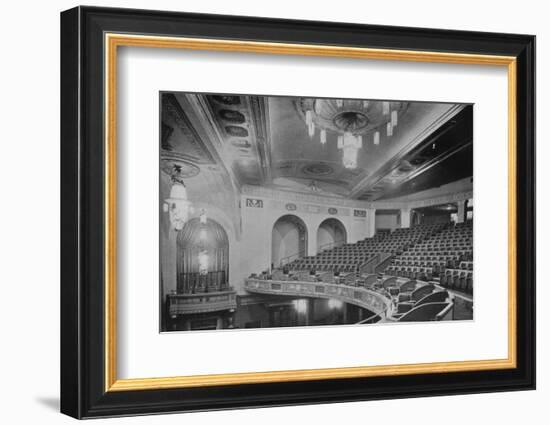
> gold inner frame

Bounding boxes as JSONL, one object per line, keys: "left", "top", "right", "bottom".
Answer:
{"left": 104, "top": 33, "right": 517, "bottom": 392}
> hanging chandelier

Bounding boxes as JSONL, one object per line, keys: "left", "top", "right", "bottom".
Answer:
{"left": 163, "top": 164, "right": 191, "bottom": 231}
{"left": 337, "top": 132, "right": 363, "bottom": 169}
{"left": 299, "top": 98, "right": 408, "bottom": 169}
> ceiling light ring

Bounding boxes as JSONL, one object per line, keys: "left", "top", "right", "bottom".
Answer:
{"left": 298, "top": 98, "right": 409, "bottom": 136}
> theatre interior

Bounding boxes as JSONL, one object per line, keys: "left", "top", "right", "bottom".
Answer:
{"left": 160, "top": 92, "right": 474, "bottom": 332}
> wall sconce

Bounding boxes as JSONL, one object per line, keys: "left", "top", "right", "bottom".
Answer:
{"left": 163, "top": 165, "right": 190, "bottom": 231}
{"left": 293, "top": 299, "right": 308, "bottom": 314}
{"left": 328, "top": 298, "right": 343, "bottom": 310}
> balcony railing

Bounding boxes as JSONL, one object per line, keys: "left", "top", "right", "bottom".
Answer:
{"left": 244, "top": 279, "right": 393, "bottom": 318}
{"left": 167, "top": 289, "right": 237, "bottom": 316}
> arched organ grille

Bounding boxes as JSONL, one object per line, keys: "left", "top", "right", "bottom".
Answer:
{"left": 177, "top": 217, "right": 229, "bottom": 293}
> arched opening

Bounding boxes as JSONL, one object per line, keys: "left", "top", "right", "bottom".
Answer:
{"left": 177, "top": 217, "right": 229, "bottom": 294}
{"left": 466, "top": 198, "right": 474, "bottom": 221}
{"left": 413, "top": 204, "right": 456, "bottom": 225}
{"left": 271, "top": 215, "right": 308, "bottom": 268}
{"left": 375, "top": 209, "right": 400, "bottom": 232}
{"left": 317, "top": 218, "right": 347, "bottom": 252}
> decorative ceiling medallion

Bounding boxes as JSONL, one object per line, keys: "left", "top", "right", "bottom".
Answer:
{"left": 333, "top": 111, "right": 369, "bottom": 132}
{"left": 219, "top": 109, "right": 246, "bottom": 123}
{"left": 211, "top": 95, "right": 241, "bottom": 105}
{"left": 160, "top": 151, "right": 201, "bottom": 178}
{"left": 302, "top": 162, "right": 334, "bottom": 176}
{"left": 225, "top": 126, "right": 249, "bottom": 137}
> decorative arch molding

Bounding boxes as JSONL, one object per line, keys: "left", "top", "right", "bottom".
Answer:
{"left": 271, "top": 213, "right": 309, "bottom": 235}
{"left": 317, "top": 217, "right": 348, "bottom": 251}
{"left": 271, "top": 214, "right": 309, "bottom": 267}
{"left": 176, "top": 217, "right": 230, "bottom": 294}
{"left": 188, "top": 203, "right": 240, "bottom": 242}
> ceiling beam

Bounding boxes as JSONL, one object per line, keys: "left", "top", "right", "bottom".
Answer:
{"left": 349, "top": 104, "right": 466, "bottom": 199}
{"left": 179, "top": 93, "right": 243, "bottom": 193}
{"left": 248, "top": 96, "right": 273, "bottom": 184}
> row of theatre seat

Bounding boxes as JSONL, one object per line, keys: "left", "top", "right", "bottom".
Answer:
{"left": 250, "top": 222, "right": 473, "bottom": 298}
{"left": 288, "top": 223, "right": 446, "bottom": 273}
{"left": 381, "top": 278, "right": 453, "bottom": 321}
{"left": 440, "top": 268, "right": 473, "bottom": 292}
{"left": 384, "top": 221, "right": 473, "bottom": 294}
{"left": 357, "top": 276, "right": 455, "bottom": 322}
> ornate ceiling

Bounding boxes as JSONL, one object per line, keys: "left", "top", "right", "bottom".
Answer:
{"left": 160, "top": 92, "right": 472, "bottom": 201}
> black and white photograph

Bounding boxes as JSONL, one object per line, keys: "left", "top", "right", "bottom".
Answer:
{"left": 160, "top": 92, "right": 474, "bottom": 332}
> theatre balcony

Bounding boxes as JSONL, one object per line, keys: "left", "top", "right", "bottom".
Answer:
{"left": 167, "top": 289, "right": 237, "bottom": 316}
{"left": 244, "top": 277, "right": 393, "bottom": 321}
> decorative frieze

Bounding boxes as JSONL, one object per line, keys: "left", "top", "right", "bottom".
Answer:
{"left": 246, "top": 198, "right": 263, "bottom": 208}
{"left": 242, "top": 185, "right": 373, "bottom": 209}
{"left": 243, "top": 186, "right": 472, "bottom": 212}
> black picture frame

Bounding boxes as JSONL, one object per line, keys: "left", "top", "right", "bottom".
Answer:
{"left": 61, "top": 5, "right": 535, "bottom": 419}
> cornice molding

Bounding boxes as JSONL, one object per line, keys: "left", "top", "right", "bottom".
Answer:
{"left": 350, "top": 104, "right": 466, "bottom": 199}
{"left": 242, "top": 185, "right": 375, "bottom": 209}
{"left": 242, "top": 185, "right": 472, "bottom": 211}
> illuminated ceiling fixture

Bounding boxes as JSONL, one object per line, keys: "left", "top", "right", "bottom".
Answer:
{"left": 293, "top": 299, "right": 308, "bottom": 314}
{"left": 328, "top": 298, "right": 343, "bottom": 309}
{"left": 373, "top": 131, "right": 380, "bottom": 146}
{"left": 305, "top": 109, "right": 315, "bottom": 138}
{"left": 320, "top": 129, "right": 327, "bottom": 145}
{"left": 163, "top": 164, "right": 190, "bottom": 231}
{"left": 391, "top": 109, "right": 398, "bottom": 126}
{"left": 299, "top": 98, "right": 407, "bottom": 168}
{"left": 340, "top": 132, "right": 362, "bottom": 169}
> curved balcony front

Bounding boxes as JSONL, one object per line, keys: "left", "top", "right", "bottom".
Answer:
{"left": 244, "top": 279, "right": 393, "bottom": 319}
{"left": 167, "top": 290, "right": 237, "bottom": 316}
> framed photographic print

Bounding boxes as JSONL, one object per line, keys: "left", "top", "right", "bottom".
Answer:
{"left": 60, "top": 6, "right": 536, "bottom": 419}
